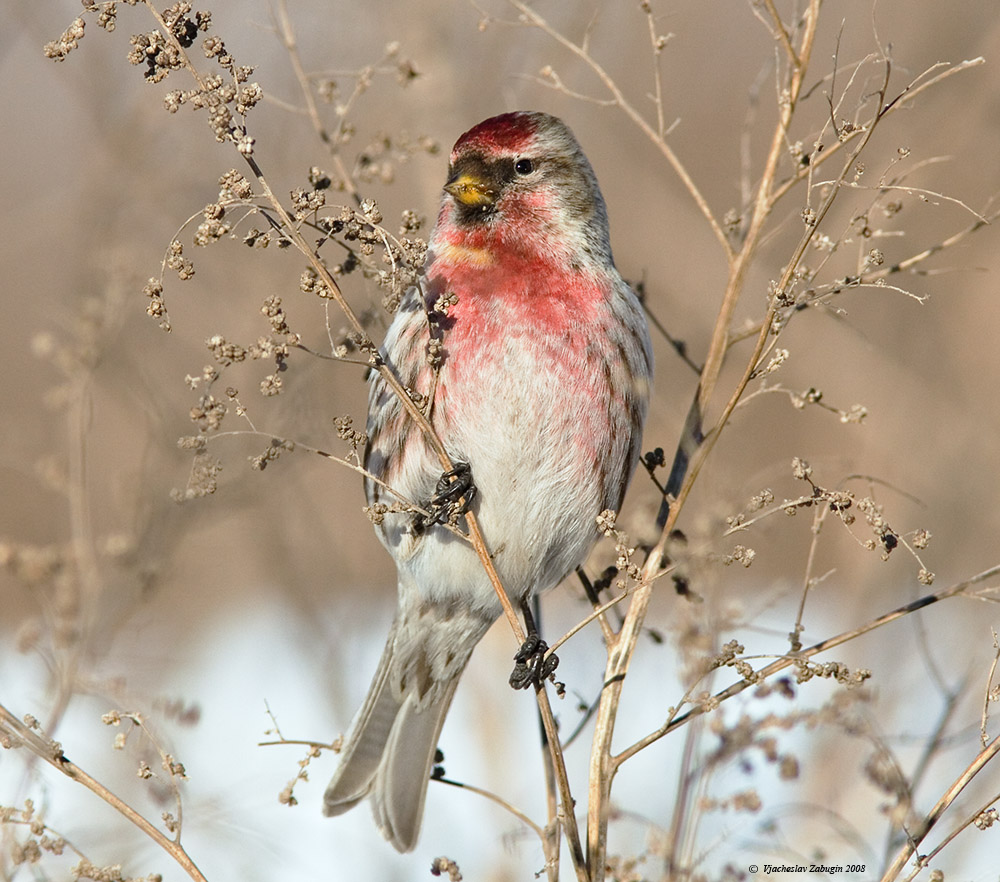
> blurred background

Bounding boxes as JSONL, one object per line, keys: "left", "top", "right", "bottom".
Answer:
{"left": 2, "top": 1, "right": 1000, "bottom": 879}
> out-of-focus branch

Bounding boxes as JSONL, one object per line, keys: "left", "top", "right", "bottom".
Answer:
{"left": 0, "top": 704, "right": 209, "bottom": 882}
{"left": 881, "top": 735, "right": 1000, "bottom": 882}
{"left": 508, "top": 0, "right": 732, "bottom": 257}
{"left": 616, "top": 563, "right": 1000, "bottom": 764}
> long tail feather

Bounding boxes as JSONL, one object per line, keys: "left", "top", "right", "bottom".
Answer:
{"left": 324, "top": 600, "right": 492, "bottom": 851}
{"left": 370, "top": 676, "right": 461, "bottom": 851}
{"left": 323, "top": 629, "right": 401, "bottom": 815}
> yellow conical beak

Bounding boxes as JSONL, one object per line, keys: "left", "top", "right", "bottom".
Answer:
{"left": 444, "top": 173, "right": 497, "bottom": 207}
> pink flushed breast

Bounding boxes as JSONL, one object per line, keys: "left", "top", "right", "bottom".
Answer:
{"left": 426, "top": 258, "right": 628, "bottom": 495}
{"left": 426, "top": 244, "right": 605, "bottom": 334}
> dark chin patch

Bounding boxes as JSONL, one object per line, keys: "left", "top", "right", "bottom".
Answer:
{"left": 453, "top": 201, "right": 496, "bottom": 226}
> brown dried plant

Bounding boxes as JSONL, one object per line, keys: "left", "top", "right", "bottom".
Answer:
{"left": 3, "top": 2, "right": 999, "bottom": 881}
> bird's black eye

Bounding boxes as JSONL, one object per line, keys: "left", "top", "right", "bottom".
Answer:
{"left": 514, "top": 158, "right": 534, "bottom": 175}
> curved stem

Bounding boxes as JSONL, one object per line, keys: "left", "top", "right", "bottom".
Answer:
{"left": 881, "top": 737, "right": 1000, "bottom": 882}
{"left": 616, "top": 564, "right": 1000, "bottom": 764}
{"left": 696, "top": 0, "right": 819, "bottom": 417}
{"left": 0, "top": 704, "right": 208, "bottom": 882}
{"left": 508, "top": 0, "right": 731, "bottom": 257}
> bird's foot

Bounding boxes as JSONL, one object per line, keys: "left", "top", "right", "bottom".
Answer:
{"left": 509, "top": 632, "right": 559, "bottom": 690}
{"left": 415, "top": 462, "right": 476, "bottom": 531}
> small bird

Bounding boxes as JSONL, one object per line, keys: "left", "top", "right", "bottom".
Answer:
{"left": 323, "top": 111, "right": 653, "bottom": 851}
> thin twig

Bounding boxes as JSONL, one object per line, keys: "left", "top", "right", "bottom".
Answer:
{"left": 545, "top": 589, "right": 632, "bottom": 658}
{"left": 792, "top": 503, "right": 830, "bottom": 649}
{"left": 436, "top": 776, "right": 547, "bottom": 844}
{"left": 726, "top": 204, "right": 1000, "bottom": 348}
{"left": 695, "top": 0, "right": 821, "bottom": 419}
{"left": 273, "top": 0, "right": 360, "bottom": 205}
{"left": 202, "top": 428, "right": 469, "bottom": 542}
{"left": 762, "top": 0, "right": 800, "bottom": 68}
{"left": 770, "top": 58, "right": 986, "bottom": 206}
{"left": 901, "top": 790, "right": 1000, "bottom": 881}
{"left": 881, "top": 683, "right": 964, "bottom": 870}
{"left": 508, "top": 0, "right": 731, "bottom": 256}
{"left": 0, "top": 704, "right": 209, "bottom": 882}
{"left": 820, "top": 181, "right": 989, "bottom": 223}
{"left": 615, "top": 564, "right": 1000, "bottom": 765}
{"left": 881, "top": 736, "right": 1000, "bottom": 882}
{"left": 981, "top": 630, "right": 1000, "bottom": 747}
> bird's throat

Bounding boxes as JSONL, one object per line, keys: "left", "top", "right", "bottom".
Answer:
{"left": 434, "top": 240, "right": 496, "bottom": 269}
